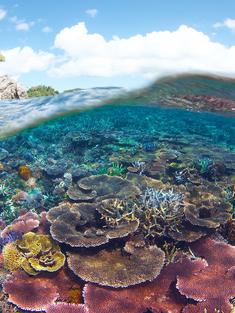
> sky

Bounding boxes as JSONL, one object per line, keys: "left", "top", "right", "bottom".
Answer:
{"left": 1, "top": 0, "right": 235, "bottom": 91}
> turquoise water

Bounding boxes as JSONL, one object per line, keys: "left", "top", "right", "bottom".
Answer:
{"left": 0, "top": 75, "right": 235, "bottom": 313}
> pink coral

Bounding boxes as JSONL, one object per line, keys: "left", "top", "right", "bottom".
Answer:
{"left": 46, "top": 303, "right": 88, "bottom": 313}
{"left": 3, "top": 270, "right": 58, "bottom": 311}
{"left": 177, "top": 238, "right": 235, "bottom": 313}
{"left": 1, "top": 211, "right": 39, "bottom": 237}
{"left": 84, "top": 256, "right": 206, "bottom": 313}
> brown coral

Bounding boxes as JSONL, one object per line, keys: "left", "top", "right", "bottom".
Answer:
{"left": 176, "top": 237, "right": 235, "bottom": 313}
{"left": 184, "top": 201, "right": 232, "bottom": 228}
{"left": 47, "top": 202, "right": 138, "bottom": 247}
{"left": 3, "top": 270, "right": 58, "bottom": 311}
{"left": 67, "top": 239, "right": 165, "bottom": 287}
{"left": 77, "top": 174, "right": 141, "bottom": 201}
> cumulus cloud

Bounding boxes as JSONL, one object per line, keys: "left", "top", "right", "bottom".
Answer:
{"left": 10, "top": 16, "right": 34, "bottom": 31}
{"left": 0, "top": 8, "right": 7, "bottom": 20}
{"left": 49, "top": 22, "right": 235, "bottom": 79}
{"left": 85, "top": 9, "right": 98, "bottom": 18}
{"left": 42, "top": 26, "right": 53, "bottom": 33}
{"left": 0, "top": 46, "right": 54, "bottom": 77}
{"left": 213, "top": 18, "right": 235, "bottom": 31}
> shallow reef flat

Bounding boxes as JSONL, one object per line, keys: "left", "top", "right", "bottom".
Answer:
{"left": 0, "top": 77, "right": 235, "bottom": 312}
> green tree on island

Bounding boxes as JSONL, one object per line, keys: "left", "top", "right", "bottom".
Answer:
{"left": 27, "top": 85, "right": 59, "bottom": 97}
{"left": 0, "top": 53, "right": 6, "bottom": 62}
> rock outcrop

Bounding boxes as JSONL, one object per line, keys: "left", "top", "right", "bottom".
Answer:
{"left": 0, "top": 75, "right": 27, "bottom": 100}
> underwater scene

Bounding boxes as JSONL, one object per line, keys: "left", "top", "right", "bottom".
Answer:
{"left": 0, "top": 74, "right": 235, "bottom": 313}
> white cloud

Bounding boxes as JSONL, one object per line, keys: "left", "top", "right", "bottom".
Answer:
{"left": 0, "top": 46, "right": 54, "bottom": 77}
{"left": 0, "top": 9, "right": 7, "bottom": 20}
{"left": 213, "top": 18, "right": 235, "bottom": 31}
{"left": 10, "top": 16, "right": 34, "bottom": 31}
{"left": 42, "top": 26, "right": 53, "bottom": 33}
{"left": 49, "top": 22, "right": 235, "bottom": 79}
{"left": 85, "top": 9, "right": 98, "bottom": 18}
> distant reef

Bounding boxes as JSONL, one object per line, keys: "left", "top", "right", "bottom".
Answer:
{"left": 0, "top": 75, "right": 27, "bottom": 100}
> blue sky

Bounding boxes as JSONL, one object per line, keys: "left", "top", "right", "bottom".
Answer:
{"left": 1, "top": 0, "right": 235, "bottom": 91}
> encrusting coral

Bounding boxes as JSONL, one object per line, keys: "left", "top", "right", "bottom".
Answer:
{"left": 67, "top": 238, "right": 165, "bottom": 287}
{"left": 3, "top": 232, "right": 65, "bottom": 275}
{"left": 47, "top": 202, "right": 139, "bottom": 248}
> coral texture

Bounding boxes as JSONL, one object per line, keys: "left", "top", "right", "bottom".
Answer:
{"left": 83, "top": 255, "right": 206, "bottom": 313}
{"left": 177, "top": 238, "right": 235, "bottom": 313}
{"left": 47, "top": 202, "right": 138, "bottom": 247}
{"left": 68, "top": 239, "right": 165, "bottom": 287}
{"left": 3, "top": 270, "right": 58, "bottom": 311}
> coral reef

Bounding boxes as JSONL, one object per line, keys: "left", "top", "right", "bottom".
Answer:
{"left": 83, "top": 255, "right": 206, "bottom": 313}
{"left": 177, "top": 238, "right": 235, "bottom": 313}
{"left": 47, "top": 202, "right": 138, "bottom": 247}
{"left": 67, "top": 239, "right": 165, "bottom": 287}
{"left": 3, "top": 270, "right": 58, "bottom": 311}
{"left": 3, "top": 232, "right": 65, "bottom": 275}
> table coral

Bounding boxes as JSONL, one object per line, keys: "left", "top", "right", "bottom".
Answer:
{"left": 3, "top": 270, "right": 58, "bottom": 311}
{"left": 68, "top": 239, "right": 165, "bottom": 287}
{"left": 47, "top": 202, "right": 138, "bottom": 247}
{"left": 177, "top": 238, "right": 235, "bottom": 313}
{"left": 77, "top": 174, "right": 141, "bottom": 201}
{"left": 83, "top": 255, "right": 206, "bottom": 313}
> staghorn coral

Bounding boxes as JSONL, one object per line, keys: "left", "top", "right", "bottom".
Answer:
{"left": 46, "top": 303, "right": 88, "bottom": 313}
{"left": 83, "top": 255, "right": 206, "bottom": 313}
{"left": 47, "top": 202, "right": 138, "bottom": 248}
{"left": 67, "top": 239, "right": 165, "bottom": 287}
{"left": 98, "top": 198, "right": 140, "bottom": 227}
{"left": 3, "top": 270, "right": 58, "bottom": 311}
{"left": 3, "top": 232, "right": 65, "bottom": 275}
{"left": 99, "top": 187, "right": 185, "bottom": 240}
{"left": 176, "top": 237, "right": 235, "bottom": 313}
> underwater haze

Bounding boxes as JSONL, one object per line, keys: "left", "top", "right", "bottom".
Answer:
{"left": 0, "top": 74, "right": 235, "bottom": 313}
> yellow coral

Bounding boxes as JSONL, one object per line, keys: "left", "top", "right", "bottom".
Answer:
{"left": 3, "top": 243, "right": 24, "bottom": 272}
{"left": 3, "top": 232, "right": 65, "bottom": 275}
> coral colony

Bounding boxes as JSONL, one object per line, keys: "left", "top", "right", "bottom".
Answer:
{"left": 0, "top": 76, "right": 235, "bottom": 313}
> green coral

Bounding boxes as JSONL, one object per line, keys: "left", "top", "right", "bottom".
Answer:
{"left": 97, "top": 163, "right": 125, "bottom": 176}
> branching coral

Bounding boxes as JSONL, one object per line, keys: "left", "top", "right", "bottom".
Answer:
{"left": 2, "top": 232, "right": 65, "bottom": 275}
{"left": 67, "top": 239, "right": 165, "bottom": 287}
{"left": 176, "top": 237, "right": 235, "bottom": 313}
